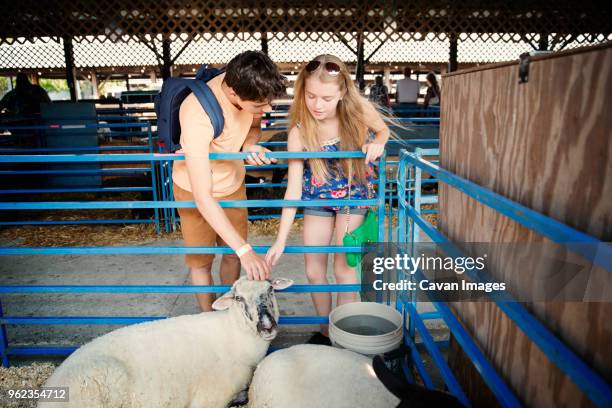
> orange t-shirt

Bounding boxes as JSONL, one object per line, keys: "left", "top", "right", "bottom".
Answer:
{"left": 172, "top": 73, "right": 254, "bottom": 197}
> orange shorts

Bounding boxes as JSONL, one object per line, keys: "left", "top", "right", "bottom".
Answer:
{"left": 173, "top": 183, "right": 248, "bottom": 269}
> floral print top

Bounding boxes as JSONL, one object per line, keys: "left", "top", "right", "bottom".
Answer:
{"left": 301, "top": 137, "right": 377, "bottom": 211}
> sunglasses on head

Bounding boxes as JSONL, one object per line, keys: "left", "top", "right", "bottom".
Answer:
{"left": 305, "top": 60, "right": 341, "bottom": 76}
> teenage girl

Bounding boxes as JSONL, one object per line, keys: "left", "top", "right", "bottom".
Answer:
{"left": 265, "top": 54, "right": 390, "bottom": 344}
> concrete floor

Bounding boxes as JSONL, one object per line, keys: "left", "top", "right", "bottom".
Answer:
{"left": 0, "top": 231, "right": 447, "bottom": 366}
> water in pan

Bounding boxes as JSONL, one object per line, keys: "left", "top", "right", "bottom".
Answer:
{"left": 335, "top": 315, "right": 398, "bottom": 336}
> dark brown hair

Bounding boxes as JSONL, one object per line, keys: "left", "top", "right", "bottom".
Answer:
{"left": 426, "top": 72, "right": 440, "bottom": 97}
{"left": 224, "top": 51, "right": 286, "bottom": 102}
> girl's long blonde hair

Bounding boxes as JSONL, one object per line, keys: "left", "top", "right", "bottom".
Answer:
{"left": 289, "top": 54, "right": 370, "bottom": 184}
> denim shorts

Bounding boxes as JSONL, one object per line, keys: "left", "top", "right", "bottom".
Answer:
{"left": 303, "top": 207, "right": 369, "bottom": 218}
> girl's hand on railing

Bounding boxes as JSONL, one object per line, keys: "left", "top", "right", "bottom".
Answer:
{"left": 265, "top": 241, "right": 286, "bottom": 267}
{"left": 362, "top": 142, "right": 385, "bottom": 165}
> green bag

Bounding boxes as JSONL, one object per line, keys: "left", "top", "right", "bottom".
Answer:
{"left": 343, "top": 161, "right": 378, "bottom": 268}
{"left": 343, "top": 208, "right": 378, "bottom": 267}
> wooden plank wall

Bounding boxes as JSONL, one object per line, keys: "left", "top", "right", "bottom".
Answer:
{"left": 438, "top": 43, "right": 612, "bottom": 407}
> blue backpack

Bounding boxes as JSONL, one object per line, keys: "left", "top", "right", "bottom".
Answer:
{"left": 155, "top": 65, "right": 225, "bottom": 152}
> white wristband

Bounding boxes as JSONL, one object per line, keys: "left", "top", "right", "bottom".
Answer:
{"left": 236, "top": 244, "right": 252, "bottom": 258}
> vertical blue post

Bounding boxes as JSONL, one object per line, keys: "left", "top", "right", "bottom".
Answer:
{"left": 396, "top": 157, "right": 407, "bottom": 313}
{"left": 378, "top": 151, "right": 386, "bottom": 243}
{"left": 385, "top": 160, "right": 394, "bottom": 244}
{"left": 167, "top": 161, "right": 178, "bottom": 232}
{"left": 398, "top": 154, "right": 417, "bottom": 379}
{"left": 413, "top": 148, "right": 423, "bottom": 243}
{"left": 148, "top": 125, "right": 161, "bottom": 234}
{"left": 385, "top": 180, "right": 393, "bottom": 306}
{"left": 0, "top": 301, "right": 10, "bottom": 367}
{"left": 387, "top": 177, "right": 394, "bottom": 243}
{"left": 162, "top": 161, "right": 172, "bottom": 233}
{"left": 397, "top": 155, "right": 407, "bottom": 245}
{"left": 389, "top": 174, "right": 396, "bottom": 306}
{"left": 159, "top": 161, "right": 168, "bottom": 233}
{"left": 406, "top": 155, "right": 416, "bottom": 252}
{"left": 403, "top": 151, "right": 417, "bottom": 341}
{"left": 376, "top": 152, "right": 387, "bottom": 304}
{"left": 410, "top": 148, "right": 425, "bottom": 340}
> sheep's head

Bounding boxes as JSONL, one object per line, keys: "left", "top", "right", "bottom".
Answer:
{"left": 212, "top": 277, "right": 293, "bottom": 341}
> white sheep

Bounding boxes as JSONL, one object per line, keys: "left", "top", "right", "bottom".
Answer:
{"left": 247, "top": 344, "right": 400, "bottom": 408}
{"left": 38, "top": 277, "right": 293, "bottom": 408}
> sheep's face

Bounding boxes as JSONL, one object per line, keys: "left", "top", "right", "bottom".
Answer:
{"left": 212, "top": 277, "right": 293, "bottom": 341}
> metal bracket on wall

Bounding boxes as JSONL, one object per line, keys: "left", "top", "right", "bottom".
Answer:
{"left": 519, "top": 52, "right": 530, "bottom": 84}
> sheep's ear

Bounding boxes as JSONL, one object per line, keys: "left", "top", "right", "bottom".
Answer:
{"left": 271, "top": 278, "right": 293, "bottom": 291}
{"left": 212, "top": 292, "right": 234, "bottom": 311}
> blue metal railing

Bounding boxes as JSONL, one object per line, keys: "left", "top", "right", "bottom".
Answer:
{"left": 0, "top": 122, "right": 160, "bottom": 229}
{"left": 0, "top": 150, "right": 387, "bottom": 367}
{"left": 397, "top": 150, "right": 612, "bottom": 408}
{"left": 0, "top": 150, "right": 393, "bottom": 230}
{"left": 403, "top": 152, "right": 611, "bottom": 270}
{"left": 7, "top": 110, "right": 606, "bottom": 406}
{"left": 1, "top": 109, "right": 439, "bottom": 228}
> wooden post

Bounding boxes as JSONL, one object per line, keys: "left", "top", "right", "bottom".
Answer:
{"left": 448, "top": 33, "right": 458, "bottom": 73}
{"left": 356, "top": 32, "right": 365, "bottom": 91}
{"left": 538, "top": 33, "right": 549, "bottom": 51}
{"left": 161, "top": 37, "right": 172, "bottom": 80}
{"left": 63, "top": 36, "right": 77, "bottom": 101}
{"left": 261, "top": 32, "right": 268, "bottom": 55}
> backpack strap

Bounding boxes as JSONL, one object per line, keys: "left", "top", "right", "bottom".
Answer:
{"left": 186, "top": 80, "right": 224, "bottom": 139}
{"left": 195, "top": 65, "right": 223, "bottom": 82}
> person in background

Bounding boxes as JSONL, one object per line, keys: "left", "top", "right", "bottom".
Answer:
{"left": 394, "top": 67, "right": 419, "bottom": 106}
{"left": 368, "top": 76, "right": 390, "bottom": 108}
{"left": 423, "top": 72, "right": 441, "bottom": 109}
{"left": 0, "top": 73, "right": 50, "bottom": 115}
{"left": 100, "top": 93, "right": 121, "bottom": 105}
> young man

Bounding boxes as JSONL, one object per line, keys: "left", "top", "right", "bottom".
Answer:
{"left": 172, "top": 51, "right": 286, "bottom": 311}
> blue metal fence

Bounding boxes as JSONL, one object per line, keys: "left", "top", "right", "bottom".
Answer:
{"left": 396, "top": 150, "right": 612, "bottom": 408}
{"left": 3, "top": 108, "right": 606, "bottom": 407}
{"left": 0, "top": 122, "right": 160, "bottom": 231}
{"left": 0, "top": 150, "right": 386, "bottom": 368}
{"left": 1, "top": 105, "right": 439, "bottom": 229}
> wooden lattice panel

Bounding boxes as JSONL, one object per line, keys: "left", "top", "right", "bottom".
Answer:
{"left": 2, "top": 33, "right": 612, "bottom": 72}
{"left": 1, "top": 1, "right": 610, "bottom": 45}
{"left": 1, "top": 0, "right": 611, "bottom": 72}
